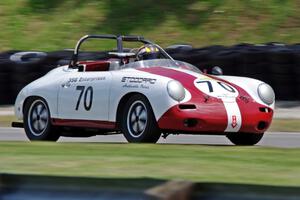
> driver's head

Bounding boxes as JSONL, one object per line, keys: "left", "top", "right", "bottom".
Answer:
{"left": 136, "top": 44, "right": 160, "bottom": 61}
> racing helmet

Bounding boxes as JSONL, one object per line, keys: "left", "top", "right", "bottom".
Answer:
{"left": 136, "top": 44, "right": 160, "bottom": 60}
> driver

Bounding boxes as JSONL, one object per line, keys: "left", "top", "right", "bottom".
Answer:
{"left": 136, "top": 44, "right": 161, "bottom": 60}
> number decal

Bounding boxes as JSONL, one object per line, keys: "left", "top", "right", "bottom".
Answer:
{"left": 76, "top": 86, "right": 93, "bottom": 111}
{"left": 84, "top": 86, "right": 93, "bottom": 111}
{"left": 217, "top": 82, "right": 235, "bottom": 93}
{"left": 194, "top": 79, "right": 238, "bottom": 99}
{"left": 196, "top": 80, "right": 235, "bottom": 93}
{"left": 196, "top": 81, "right": 213, "bottom": 92}
{"left": 75, "top": 86, "right": 85, "bottom": 110}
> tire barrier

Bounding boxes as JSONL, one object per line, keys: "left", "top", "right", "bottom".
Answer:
{"left": 167, "top": 43, "right": 300, "bottom": 101}
{"left": 9, "top": 51, "right": 48, "bottom": 64}
{"left": 0, "top": 43, "right": 300, "bottom": 105}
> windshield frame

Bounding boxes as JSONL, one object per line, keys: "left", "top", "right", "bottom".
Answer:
{"left": 69, "top": 34, "right": 175, "bottom": 68}
{"left": 120, "top": 59, "right": 201, "bottom": 73}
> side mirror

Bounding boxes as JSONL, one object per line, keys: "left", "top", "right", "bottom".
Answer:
{"left": 211, "top": 66, "right": 223, "bottom": 75}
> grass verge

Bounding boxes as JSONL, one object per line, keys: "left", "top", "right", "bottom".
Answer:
{"left": 269, "top": 119, "right": 300, "bottom": 132}
{"left": 0, "top": 142, "right": 299, "bottom": 186}
{"left": 0, "top": 0, "right": 300, "bottom": 51}
{"left": 0, "top": 115, "right": 18, "bottom": 127}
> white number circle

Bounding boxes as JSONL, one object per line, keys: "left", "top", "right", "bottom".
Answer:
{"left": 194, "top": 78, "right": 239, "bottom": 99}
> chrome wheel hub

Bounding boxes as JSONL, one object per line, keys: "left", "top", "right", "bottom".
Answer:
{"left": 28, "top": 100, "right": 49, "bottom": 136}
{"left": 127, "top": 101, "right": 147, "bottom": 138}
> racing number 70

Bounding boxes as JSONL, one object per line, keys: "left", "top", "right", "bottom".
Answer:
{"left": 196, "top": 80, "right": 235, "bottom": 93}
{"left": 75, "top": 86, "right": 93, "bottom": 111}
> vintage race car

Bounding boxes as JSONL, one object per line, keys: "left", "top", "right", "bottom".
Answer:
{"left": 12, "top": 35, "right": 275, "bottom": 145}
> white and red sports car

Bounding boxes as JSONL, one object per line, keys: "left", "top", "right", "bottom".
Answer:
{"left": 12, "top": 35, "right": 275, "bottom": 145}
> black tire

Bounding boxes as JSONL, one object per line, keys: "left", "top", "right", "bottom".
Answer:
{"left": 267, "top": 47, "right": 293, "bottom": 64}
{"left": 239, "top": 46, "right": 267, "bottom": 64}
{"left": 9, "top": 51, "right": 47, "bottom": 65}
{"left": 121, "top": 94, "right": 161, "bottom": 143}
{"left": 226, "top": 132, "right": 264, "bottom": 146}
{"left": 0, "top": 91, "right": 14, "bottom": 105}
{"left": 23, "top": 97, "right": 60, "bottom": 141}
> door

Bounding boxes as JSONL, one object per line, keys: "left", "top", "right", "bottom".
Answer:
{"left": 58, "top": 71, "right": 111, "bottom": 121}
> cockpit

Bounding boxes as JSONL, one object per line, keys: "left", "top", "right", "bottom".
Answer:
{"left": 68, "top": 34, "right": 200, "bottom": 73}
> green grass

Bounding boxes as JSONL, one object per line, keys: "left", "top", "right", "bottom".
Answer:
{"left": 0, "top": 115, "right": 17, "bottom": 127}
{"left": 269, "top": 119, "right": 300, "bottom": 132}
{"left": 0, "top": 142, "right": 299, "bottom": 186}
{"left": 0, "top": 0, "right": 300, "bottom": 51}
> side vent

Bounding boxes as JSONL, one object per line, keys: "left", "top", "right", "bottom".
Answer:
{"left": 178, "top": 104, "right": 196, "bottom": 110}
{"left": 259, "top": 107, "right": 272, "bottom": 113}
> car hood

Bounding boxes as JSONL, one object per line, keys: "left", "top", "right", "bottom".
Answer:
{"left": 138, "top": 66, "right": 242, "bottom": 98}
{"left": 137, "top": 66, "right": 272, "bottom": 108}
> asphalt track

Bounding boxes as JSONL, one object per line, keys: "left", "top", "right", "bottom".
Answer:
{"left": 0, "top": 127, "right": 300, "bottom": 148}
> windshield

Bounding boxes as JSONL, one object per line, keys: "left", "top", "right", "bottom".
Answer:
{"left": 120, "top": 59, "right": 201, "bottom": 73}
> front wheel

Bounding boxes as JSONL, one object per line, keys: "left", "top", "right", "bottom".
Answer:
{"left": 24, "top": 98, "right": 60, "bottom": 141}
{"left": 226, "top": 132, "right": 264, "bottom": 146}
{"left": 121, "top": 94, "right": 161, "bottom": 143}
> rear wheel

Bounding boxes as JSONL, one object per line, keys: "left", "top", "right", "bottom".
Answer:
{"left": 226, "top": 132, "right": 264, "bottom": 145}
{"left": 24, "top": 98, "right": 60, "bottom": 141}
{"left": 121, "top": 94, "right": 161, "bottom": 143}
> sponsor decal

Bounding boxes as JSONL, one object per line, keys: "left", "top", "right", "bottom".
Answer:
{"left": 122, "top": 84, "right": 139, "bottom": 89}
{"left": 223, "top": 101, "right": 242, "bottom": 132}
{"left": 231, "top": 115, "right": 237, "bottom": 128}
{"left": 239, "top": 95, "right": 250, "bottom": 103}
{"left": 121, "top": 77, "right": 156, "bottom": 84}
{"left": 78, "top": 77, "right": 106, "bottom": 82}
{"left": 63, "top": 76, "right": 105, "bottom": 87}
{"left": 121, "top": 77, "right": 156, "bottom": 89}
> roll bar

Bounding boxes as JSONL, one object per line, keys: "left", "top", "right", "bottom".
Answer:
{"left": 69, "top": 34, "right": 174, "bottom": 68}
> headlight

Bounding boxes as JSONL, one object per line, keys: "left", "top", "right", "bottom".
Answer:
{"left": 257, "top": 83, "right": 275, "bottom": 105}
{"left": 167, "top": 80, "right": 185, "bottom": 101}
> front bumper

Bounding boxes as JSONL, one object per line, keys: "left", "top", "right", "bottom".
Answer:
{"left": 157, "top": 101, "right": 273, "bottom": 134}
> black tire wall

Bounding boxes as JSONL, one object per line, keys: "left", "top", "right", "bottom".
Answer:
{"left": 0, "top": 44, "right": 299, "bottom": 105}
{"left": 167, "top": 43, "right": 300, "bottom": 101}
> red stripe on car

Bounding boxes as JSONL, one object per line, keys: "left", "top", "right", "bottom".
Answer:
{"left": 138, "top": 67, "right": 228, "bottom": 132}
{"left": 52, "top": 118, "right": 116, "bottom": 129}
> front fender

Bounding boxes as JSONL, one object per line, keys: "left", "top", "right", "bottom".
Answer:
{"left": 14, "top": 87, "right": 29, "bottom": 120}
{"left": 219, "top": 75, "right": 275, "bottom": 109}
{"left": 109, "top": 70, "right": 182, "bottom": 122}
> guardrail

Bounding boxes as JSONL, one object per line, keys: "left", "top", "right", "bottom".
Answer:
{"left": 0, "top": 43, "right": 299, "bottom": 105}
{"left": 1, "top": 174, "right": 300, "bottom": 200}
